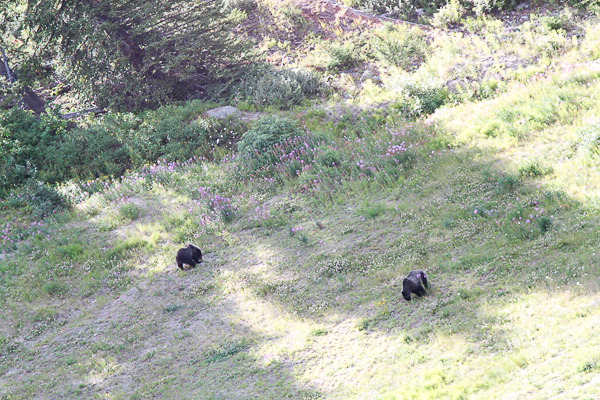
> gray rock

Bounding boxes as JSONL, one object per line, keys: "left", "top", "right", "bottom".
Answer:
{"left": 360, "top": 69, "right": 373, "bottom": 82}
{"left": 206, "top": 106, "right": 239, "bottom": 119}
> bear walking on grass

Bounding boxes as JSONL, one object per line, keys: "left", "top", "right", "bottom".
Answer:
{"left": 401, "top": 270, "right": 430, "bottom": 301}
{"left": 176, "top": 244, "right": 203, "bottom": 270}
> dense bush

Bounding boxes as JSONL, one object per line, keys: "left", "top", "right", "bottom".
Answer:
{"left": 387, "top": 74, "right": 448, "bottom": 119}
{"left": 431, "top": 0, "right": 464, "bottom": 28}
{"left": 577, "top": 117, "right": 600, "bottom": 158}
{"left": 235, "top": 68, "right": 320, "bottom": 109}
{"left": 0, "top": 101, "right": 240, "bottom": 195}
{"left": 0, "top": 109, "right": 72, "bottom": 194}
{"left": 354, "top": 0, "right": 423, "bottom": 19}
{"left": 1, "top": 179, "right": 69, "bottom": 219}
{"left": 470, "top": 0, "right": 519, "bottom": 14}
{"left": 237, "top": 116, "right": 302, "bottom": 153}
{"left": 324, "top": 42, "right": 356, "bottom": 70}
{"left": 223, "top": 0, "right": 257, "bottom": 11}
{"left": 23, "top": 180, "right": 67, "bottom": 219}
{"left": 6, "top": 0, "right": 255, "bottom": 111}
{"left": 305, "top": 40, "right": 360, "bottom": 71}
{"left": 516, "top": 15, "right": 574, "bottom": 57}
{"left": 372, "top": 23, "right": 426, "bottom": 69}
{"left": 567, "top": 0, "right": 600, "bottom": 9}
{"left": 354, "top": 0, "right": 517, "bottom": 20}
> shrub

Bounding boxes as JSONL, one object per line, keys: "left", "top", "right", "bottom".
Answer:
{"left": 577, "top": 117, "right": 600, "bottom": 157}
{"left": 23, "top": 180, "right": 67, "bottom": 219}
{"left": 237, "top": 116, "right": 302, "bottom": 153}
{"left": 164, "top": 304, "right": 184, "bottom": 313}
{"left": 235, "top": 68, "right": 320, "bottom": 109}
{"left": 354, "top": 0, "right": 516, "bottom": 19}
{"left": 522, "top": 16, "right": 572, "bottom": 57}
{"left": 0, "top": 100, "right": 225, "bottom": 193}
{"left": 32, "top": 308, "right": 58, "bottom": 323}
{"left": 517, "top": 158, "right": 552, "bottom": 178}
{"left": 481, "top": 170, "right": 520, "bottom": 193}
{"left": 223, "top": 0, "right": 256, "bottom": 11}
{"left": 579, "top": 357, "right": 600, "bottom": 373}
{"left": 539, "top": 15, "right": 565, "bottom": 31}
{"left": 464, "top": 15, "right": 504, "bottom": 34}
{"left": 203, "top": 339, "right": 252, "bottom": 363}
{"left": 313, "top": 256, "right": 363, "bottom": 278}
{"left": 125, "top": 105, "right": 214, "bottom": 164}
{"left": 119, "top": 203, "right": 142, "bottom": 220}
{"left": 471, "top": 0, "right": 518, "bottom": 14}
{"left": 432, "top": 0, "right": 464, "bottom": 28}
{"left": 497, "top": 174, "right": 520, "bottom": 193}
{"left": 387, "top": 74, "right": 448, "bottom": 119}
{"left": 353, "top": 0, "right": 424, "bottom": 19}
{"left": 535, "top": 216, "right": 552, "bottom": 234}
{"left": 372, "top": 23, "right": 426, "bottom": 69}
{"left": 319, "top": 148, "right": 342, "bottom": 167}
{"left": 581, "top": 21, "right": 600, "bottom": 60}
{"left": 325, "top": 42, "right": 356, "bottom": 70}
{"left": 0, "top": 108, "right": 69, "bottom": 192}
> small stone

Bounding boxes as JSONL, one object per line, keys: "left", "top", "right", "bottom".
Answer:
{"left": 205, "top": 106, "right": 239, "bottom": 119}
{"left": 360, "top": 69, "right": 373, "bottom": 82}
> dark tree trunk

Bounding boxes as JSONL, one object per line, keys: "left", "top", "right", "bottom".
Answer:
{"left": 0, "top": 46, "right": 46, "bottom": 115}
{"left": 21, "top": 86, "right": 46, "bottom": 115}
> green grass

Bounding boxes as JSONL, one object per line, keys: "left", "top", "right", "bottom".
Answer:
{"left": 1, "top": 105, "right": 598, "bottom": 398}
{"left": 2, "top": 7, "right": 600, "bottom": 400}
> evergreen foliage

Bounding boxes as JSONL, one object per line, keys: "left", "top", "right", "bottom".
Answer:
{"left": 237, "top": 116, "right": 302, "bottom": 153}
{"left": 354, "top": 0, "right": 518, "bottom": 19}
{"left": 0, "top": 101, "right": 230, "bottom": 195}
{"left": 1, "top": 0, "right": 255, "bottom": 111}
{"left": 235, "top": 68, "right": 320, "bottom": 109}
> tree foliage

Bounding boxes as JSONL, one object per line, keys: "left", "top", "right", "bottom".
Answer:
{"left": 1, "top": 0, "right": 255, "bottom": 111}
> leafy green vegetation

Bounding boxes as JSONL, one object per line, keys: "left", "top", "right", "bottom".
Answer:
{"left": 235, "top": 68, "right": 321, "bottom": 109}
{"left": 237, "top": 115, "right": 302, "bottom": 153}
{"left": 2, "top": 1, "right": 600, "bottom": 399}
{"left": 0, "top": 101, "right": 246, "bottom": 194}
{"left": 0, "top": 0, "right": 255, "bottom": 110}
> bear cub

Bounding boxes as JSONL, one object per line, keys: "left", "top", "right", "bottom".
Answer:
{"left": 176, "top": 244, "right": 203, "bottom": 270}
{"left": 401, "top": 270, "right": 430, "bottom": 301}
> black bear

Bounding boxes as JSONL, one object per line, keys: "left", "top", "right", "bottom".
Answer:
{"left": 176, "top": 244, "right": 203, "bottom": 270}
{"left": 401, "top": 270, "right": 429, "bottom": 301}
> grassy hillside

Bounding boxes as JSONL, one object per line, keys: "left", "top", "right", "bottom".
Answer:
{"left": 2, "top": 85, "right": 600, "bottom": 399}
{"left": 3, "top": 2, "right": 600, "bottom": 400}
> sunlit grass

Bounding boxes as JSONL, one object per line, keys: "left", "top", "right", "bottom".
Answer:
{"left": 3, "top": 12, "right": 600, "bottom": 399}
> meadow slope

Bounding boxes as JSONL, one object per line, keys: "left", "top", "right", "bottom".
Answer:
{"left": 2, "top": 70, "right": 600, "bottom": 398}
{"left": 2, "top": 2, "right": 600, "bottom": 399}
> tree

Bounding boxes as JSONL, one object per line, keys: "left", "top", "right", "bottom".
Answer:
{"left": 2, "top": 0, "right": 255, "bottom": 111}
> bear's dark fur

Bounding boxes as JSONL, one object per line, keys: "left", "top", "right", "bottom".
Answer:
{"left": 401, "top": 270, "right": 429, "bottom": 301}
{"left": 176, "top": 244, "right": 203, "bottom": 270}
